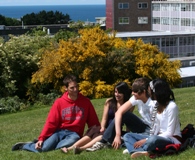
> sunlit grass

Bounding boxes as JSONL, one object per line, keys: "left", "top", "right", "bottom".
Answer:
{"left": 0, "top": 87, "right": 195, "bottom": 160}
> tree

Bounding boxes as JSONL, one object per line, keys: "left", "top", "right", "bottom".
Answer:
{"left": 0, "top": 34, "right": 52, "bottom": 99}
{"left": 22, "top": 10, "right": 71, "bottom": 25}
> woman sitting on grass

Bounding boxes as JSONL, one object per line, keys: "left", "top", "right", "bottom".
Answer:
{"left": 61, "top": 82, "right": 132, "bottom": 154}
{"left": 123, "top": 78, "right": 182, "bottom": 159}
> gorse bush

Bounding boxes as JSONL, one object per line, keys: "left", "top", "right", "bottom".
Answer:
{"left": 0, "top": 26, "right": 181, "bottom": 101}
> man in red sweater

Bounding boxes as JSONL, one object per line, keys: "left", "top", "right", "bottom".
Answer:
{"left": 12, "top": 74, "right": 100, "bottom": 152}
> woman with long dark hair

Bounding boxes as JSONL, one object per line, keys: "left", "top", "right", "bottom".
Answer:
{"left": 123, "top": 78, "right": 181, "bottom": 159}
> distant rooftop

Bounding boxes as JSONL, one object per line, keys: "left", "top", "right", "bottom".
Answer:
{"left": 179, "top": 66, "right": 195, "bottom": 78}
{"left": 116, "top": 30, "right": 195, "bottom": 38}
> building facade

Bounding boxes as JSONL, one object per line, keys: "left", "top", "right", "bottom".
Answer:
{"left": 152, "top": 0, "right": 195, "bottom": 32}
{"left": 106, "top": 0, "right": 152, "bottom": 31}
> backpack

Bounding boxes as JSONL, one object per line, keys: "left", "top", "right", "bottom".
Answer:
{"left": 149, "top": 124, "right": 195, "bottom": 158}
{"left": 181, "top": 123, "right": 195, "bottom": 143}
{"left": 180, "top": 124, "right": 195, "bottom": 151}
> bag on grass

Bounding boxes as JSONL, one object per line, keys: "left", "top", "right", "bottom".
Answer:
{"left": 149, "top": 124, "right": 195, "bottom": 158}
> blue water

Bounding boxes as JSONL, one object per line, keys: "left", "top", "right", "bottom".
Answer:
{"left": 0, "top": 5, "right": 106, "bottom": 22}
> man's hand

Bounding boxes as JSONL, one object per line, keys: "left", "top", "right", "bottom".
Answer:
{"left": 112, "top": 135, "right": 121, "bottom": 149}
{"left": 133, "top": 139, "right": 146, "bottom": 149}
{"left": 35, "top": 140, "right": 43, "bottom": 150}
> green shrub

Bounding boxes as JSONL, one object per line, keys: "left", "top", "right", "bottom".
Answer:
{"left": 0, "top": 96, "right": 27, "bottom": 114}
{"left": 35, "top": 92, "right": 60, "bottom": 106}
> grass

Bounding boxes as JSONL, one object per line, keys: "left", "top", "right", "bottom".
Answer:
{"left": 1, "top": 87, "right": 195, "bottom": 160}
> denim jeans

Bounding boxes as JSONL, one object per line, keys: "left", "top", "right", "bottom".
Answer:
{"left": 102, "top": 111, "right": 149, "bottom": 144}
{"left": 124, "top": 133, "right": 174, "bottom": 153}
{"left": 22, "top": 129, "right": 80, "bottom": 152}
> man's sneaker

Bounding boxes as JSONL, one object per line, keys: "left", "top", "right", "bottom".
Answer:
{"left": 123, "top": 149, "right": 129, "bottom": 154}
{"left": 131, "top": 151, "right": 149, "bottom": 159}
{"left": 86, "top": 142, "right": 107, "bottom": 152}
{"left": 11, "top": 142, "right": 28, "bottom": 151}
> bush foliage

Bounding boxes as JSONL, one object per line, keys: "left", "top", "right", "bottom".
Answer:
{"left": 0, "top": 26, "right": 182, "bottom": 109}
{"left": 31, "top": 27, "right": 181, "bottom": 98}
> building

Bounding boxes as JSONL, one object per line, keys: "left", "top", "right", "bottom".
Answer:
{"left": 106, "top": 0, "right": 152, "bottom": 32}
{"left": 179, "top": 66, "right": 195, "bottom": 87}
{"left": 152, "top": 0, "right": 195, "bottom": 32}
{"left": 106, "top": 0, "right": 195, "bottom": 32}
{"left": 106, "top": 0, "right": 195, "bottom": 87}
{"left": 116, "top": 30, "right": 195, "bottom": 59}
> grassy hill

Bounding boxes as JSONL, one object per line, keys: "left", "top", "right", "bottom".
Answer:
{"left": 0, "top": 87, "right": 195, "bottom": 160}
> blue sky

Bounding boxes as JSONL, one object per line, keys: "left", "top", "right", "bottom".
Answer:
{"left": 0, "top": 0, "right": 105, "bottom": 6}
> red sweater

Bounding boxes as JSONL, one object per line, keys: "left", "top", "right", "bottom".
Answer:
{"left": 38, "top": 92, "right": 100, "bottom": 141}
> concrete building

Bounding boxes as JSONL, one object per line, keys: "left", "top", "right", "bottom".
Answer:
{"left": 116, "top": 30, "right": 195, "bottom": 58}
{"left": 152, "top": 0, "right": 195, "bottom": 32}
{"left": 106, "top": 0, "right": 195, "bottom": 32}
{"left": 106, "top": 0, "right": 195, "bottom": 87}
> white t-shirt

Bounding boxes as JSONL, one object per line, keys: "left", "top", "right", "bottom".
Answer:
{"left": 129, "top": 96, "right": 156, "bottom": 127}
{"left": 156, "top": 101, "right": 181, "bottom": 144}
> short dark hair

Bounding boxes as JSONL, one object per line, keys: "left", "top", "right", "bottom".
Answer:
{"left": 63, "top": 74, "right": 77, "bottom": 87}
{"left": 132, "top": 77, "right": 150, "bottom": 96}
{"left": 151, "top": 78, "right": 175, "bottom": 106}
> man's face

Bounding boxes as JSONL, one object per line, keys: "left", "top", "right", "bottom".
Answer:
{"left": 66, "top": 81, "right": 79, "bottom": 97}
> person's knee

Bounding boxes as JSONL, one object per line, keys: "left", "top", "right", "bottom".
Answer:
{"left": 123, "top": 132, "right": 133, "bottom": 141}
{"left": 147, "top": 135, "right": 158, "bottom": 143}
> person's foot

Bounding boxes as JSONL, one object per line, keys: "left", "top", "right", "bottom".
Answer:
{"left": 123, "top": 149, "right": 129, "bottom": 154}
{"left": 131, "top": 151, "right": 149, "bottom": 158}
{"left": 73, "top": 146, "right": 82, "bottom": 154}
{"left": 86, "top": 142, "right": 107, "bottom": 152}
{"left": 11, "top": 142, "right": 28, "bottom": 151}
{"left": 61, "top": 147, "right": 68, "bottom": 153}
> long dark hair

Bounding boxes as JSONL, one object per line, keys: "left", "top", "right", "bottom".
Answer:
{"left": 108, "top": 82, "right": 131, "bottom": 112}
{"left": 150, "top": 78, "right": 175, "bottom": 106}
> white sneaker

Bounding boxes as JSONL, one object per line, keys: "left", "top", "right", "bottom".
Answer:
{"left": 86, "top": 142, "right": 107, "bottom": 152}
{"left": 123, "top": 149, "right": 129, "bottom": 154}
{"left": 131, "top": 151, "right": 149, "bottom": 159}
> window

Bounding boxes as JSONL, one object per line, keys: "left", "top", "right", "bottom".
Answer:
{"left": 171, "top": 4, "right": 179, "bottom": 11}
{"left": 161, "top": 4, "right": 169, "bottom": 11}
{"left": 153, "top": 17, "right": 160, "bottom": 24}
{"left": 138, "top": 3, "right": 148, "bottom": 9}
{"left": 181, "top": 18, "right": 190, "bottom": 26}
{"left": 138, "top": 17, "right": 148, "bottom": 24}
{"left": 192, "top": 19, "right": 195, "bottom": 26}
{"left": 161, "top": 17, "right": 169, "bottom": 25}
{"left": 181, "top": 4, "right": 191, "bottom": 11}
{"left": 192, "top": 4, "right": 195, "bottom": 11}
{"left": 152, "top": 4, "right": 160, "bottom": 11}
{"left": 119, "top": 17, "right": 129, "bottom": 24}
{"left": 171, "top": 18, "right": 179, "bottom": 25}
{"left": 118, "top": 3, "right": 129, "bottom": 9}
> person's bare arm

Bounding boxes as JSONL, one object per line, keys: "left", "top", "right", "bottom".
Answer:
{"left": 100, "top": 98, "right": 111, "bottom": 132}
{"left": 112, "top": 100, "right": 133, "bottom": 149}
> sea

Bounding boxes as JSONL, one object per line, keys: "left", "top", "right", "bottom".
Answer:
{"left": 0, "top": 5, "right": 106, "bottom": 22}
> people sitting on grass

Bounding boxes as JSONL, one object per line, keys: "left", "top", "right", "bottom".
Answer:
{"left": 124, "top": 78, "right": 181, "bottom": 159}
{"left": 86, "top": 77, "right": 157, "bottom": 152}
{"left": 61, "top": 82, "right": 132, "bottom": 154}
{"left": 11, "top": 74, "right": 100, "bottom": 152}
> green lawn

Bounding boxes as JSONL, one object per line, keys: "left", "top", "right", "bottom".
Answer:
{"left": 0, "top": 87, "right": 195, "bottom": 160}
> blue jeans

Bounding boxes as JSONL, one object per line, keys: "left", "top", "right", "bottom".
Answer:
{"left": 124, "top": 133, "right": 174, "bottom": 153}
{"left": 22, "top": 130, "right": 80, "bottom": 152}
{"left": 102, "top": 111, "right": 150, "bottom": 144}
